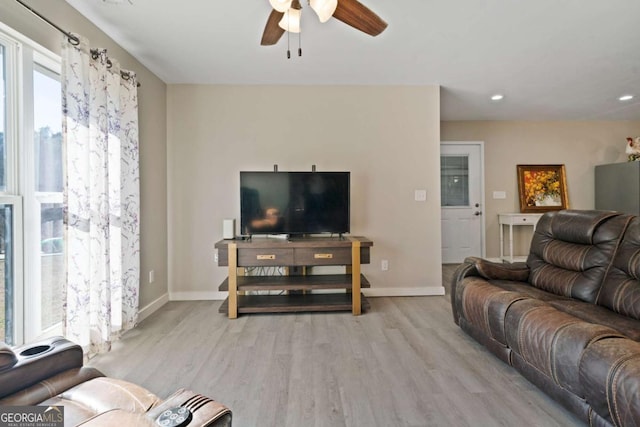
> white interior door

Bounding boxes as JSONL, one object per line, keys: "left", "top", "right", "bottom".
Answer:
{"left": 440, "top": 142, "right": 484, "bottom": 263}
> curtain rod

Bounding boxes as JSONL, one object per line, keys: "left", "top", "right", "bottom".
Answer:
{"left": 14, "top": 0, "right": 141, "bottom": 87}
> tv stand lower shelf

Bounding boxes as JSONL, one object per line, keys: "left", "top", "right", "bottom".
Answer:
{"left": 214, "top": 236, "right": 373, "bottom": 318}
{"left": 218, "top": 293, "right": 370, "bottom": 314}
{"left": 217, "top": 273, "right": 371, "bottom": 314}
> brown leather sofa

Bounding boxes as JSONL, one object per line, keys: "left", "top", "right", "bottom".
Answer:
{"left": 452, "top": 210, "right": 640, "bottom": 427}
{"left": 0, "top": 336, "right": 232, "bottom": 426}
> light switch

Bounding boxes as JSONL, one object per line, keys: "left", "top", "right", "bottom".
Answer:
{"left": 415, "top": 189, "right": 427, "bottom": 202}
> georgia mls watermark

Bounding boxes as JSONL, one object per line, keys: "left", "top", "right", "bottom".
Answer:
{"left": 0, "top": 406, "right": 64, "bottom": 427}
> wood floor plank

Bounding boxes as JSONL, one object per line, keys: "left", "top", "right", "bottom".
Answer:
{"left": 89, "top": 265, "right": 584, "bottom": 427}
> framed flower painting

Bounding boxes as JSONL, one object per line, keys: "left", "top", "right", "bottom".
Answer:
{"left": 517, "top": 164, "right": 569, "bottom": 213}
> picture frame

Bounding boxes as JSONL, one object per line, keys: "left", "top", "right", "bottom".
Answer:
{"left": 517, "top": 164, "right": 569, "bottom": 213}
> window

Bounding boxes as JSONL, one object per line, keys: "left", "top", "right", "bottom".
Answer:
{"left": 33, "top": 64, "right": 63, "bottom": 335}
{"left": 1, "top": 43, "right": 6, "bottom": 191}
{"left": 0, "top": 24, "right": 63, "bottom": 345}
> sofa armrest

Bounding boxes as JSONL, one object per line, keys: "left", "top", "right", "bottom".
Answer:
{"left": 450, "top": 257, "right": 530, "bottom": 325}
{"left": 450, "top": 260, "right": 481, "bottom": 325}
{"left": 0, "top": 336, "right": 85, "bottom": 400}
{"left": 79, "top": 405, "right": 232, "bottom": 427}
{"left": 0, "top": 342, "right": 17, "bottom": 371}
{"left": 58, "top": 388, "right": 231, "bottom": 427}
{"left": 465, "top": 257, "right": 530, "bottom": 282}
{"left": 147, "top": 389, "right": 232, "bottom": 427}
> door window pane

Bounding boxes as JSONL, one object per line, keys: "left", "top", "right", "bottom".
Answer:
{"left": 34, "top": 66, "right": 63, "bottom": 332}
{"left": 441, "top": 155, "right": 470, "bottom": 207}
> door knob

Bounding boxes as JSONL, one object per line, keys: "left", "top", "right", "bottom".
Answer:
{"left": 474, "top": 211, "right": 482, "bottom": 216}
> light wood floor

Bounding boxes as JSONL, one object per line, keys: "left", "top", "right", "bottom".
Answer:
{"left": 89, "top": 265, "right": 583, "bottom": 427}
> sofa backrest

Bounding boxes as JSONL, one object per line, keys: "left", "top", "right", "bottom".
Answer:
{"left": 527, "top": 210, "right": 632, "bottom": 303}
{"left": 598, "top": 216, "right": 640, "bottom": 320}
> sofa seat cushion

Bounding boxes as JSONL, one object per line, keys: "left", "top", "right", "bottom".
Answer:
{"left": 57, "top": 377, "right": 160, "bottom": 414}
{"left": 42, "top": 395, "right": 104, "bottom": 427}
{"left": 488, "top": 280, "right": 571, "bottom": 302}
{"left": 457, "top": 277, "right": 530, "bottom": 345}
{"left": 579, "top": 337, "right": 640, "bottom": 427}
{"left": 547, "top": 299, "right": 640, "bottom": 342}
{"left": 505, "top": 299, "right": 624, "bottom": 398}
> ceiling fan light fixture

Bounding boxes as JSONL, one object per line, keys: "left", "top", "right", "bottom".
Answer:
{"left": 269, "top": 0, "right": 293, "bottom": 13}
{"left": 310, "top": 0, "right": 338, "bottom": 23}
{"left": 278, "top": 8, "right": 302, "bottom": 33}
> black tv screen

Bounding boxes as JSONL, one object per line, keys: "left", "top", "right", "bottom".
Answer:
{"left": 240, "top": 171, "right": 350, "bottom": 235}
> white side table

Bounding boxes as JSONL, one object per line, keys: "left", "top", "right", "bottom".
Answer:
{"left": 498, "top": 213, "right": 543, "bottom": 263}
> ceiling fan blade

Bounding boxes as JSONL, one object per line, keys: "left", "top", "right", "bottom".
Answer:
{"left": 332, "top": 0, "right": 388, "bottom": 37}
{"left": 261, "top": 9, "right": 286, "bottom": 45}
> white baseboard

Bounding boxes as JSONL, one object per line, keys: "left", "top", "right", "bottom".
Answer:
{"left": 169, "top": 291, "right": 228, "bottom": 301}
{"left": 138, "top": 292, "right": 169, "bottom": 322}
{"left": 363, "top": 286, "right": 445, "bottom": 297}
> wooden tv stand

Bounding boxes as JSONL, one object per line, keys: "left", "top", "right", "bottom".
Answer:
{"left": 214, "top": 236, "right": 373, "bottom": 318}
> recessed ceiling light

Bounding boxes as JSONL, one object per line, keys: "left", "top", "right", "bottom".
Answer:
{"left": 619, "top": 95, "right": 634, "bottom": 101}
{"left": 491, "top": 94, "right": 504, "bottom": 101}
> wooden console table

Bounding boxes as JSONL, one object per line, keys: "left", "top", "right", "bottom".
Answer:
{"left": 214, "top": 236, "right": 373, "bottom": 318}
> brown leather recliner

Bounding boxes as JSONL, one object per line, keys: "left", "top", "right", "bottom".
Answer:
{"left": 452, "top": 210, "right": 640, "bottom": 427}
{"left": 0, "top": 336, "right": 232, "bottom": 427}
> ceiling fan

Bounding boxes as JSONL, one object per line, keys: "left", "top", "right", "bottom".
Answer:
{"left": 260, "top": 0, "right": 388, "bottom": 46}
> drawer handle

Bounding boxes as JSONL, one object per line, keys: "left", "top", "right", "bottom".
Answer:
{"left": 314, "top": 253, "right": 334, "bottom": 259}
{"left": 257, "top": 254, "right": 276, "bottom": 260}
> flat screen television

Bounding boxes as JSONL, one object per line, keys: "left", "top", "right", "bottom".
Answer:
{"left": 240, "top": 171, "right": 350, "bottom": 236}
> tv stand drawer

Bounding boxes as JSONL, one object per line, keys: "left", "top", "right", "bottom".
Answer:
{"left": 295, "top": 247, "right": 352, "bottom": 265}
{"left": 238, "top": 248, "right": 294, "bottom": 266}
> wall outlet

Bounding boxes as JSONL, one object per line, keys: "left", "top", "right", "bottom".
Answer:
{"left": 381, "top": 259, "right": 389, "bottom": 271}
{"left": 214, "top": 252, "right": 219, "bottom": 263}
{"left": 414, "top": 189, "right": 427, "bottom": 202}
{"left": 149, "top": 270, "right": 155, "bottom": 284}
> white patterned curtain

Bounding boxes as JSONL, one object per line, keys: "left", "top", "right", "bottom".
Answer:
{"left": 61, "top": 34, "right": 140, "bottom": 357}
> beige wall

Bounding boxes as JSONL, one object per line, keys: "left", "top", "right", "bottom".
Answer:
{"left": 167, "top": 85, "right": 442, "bottom": 296}
{"left": 442, "top": 121, "right": 640, "bottom": 258}
{"left": 1, "top": 1, "right": 168, "bottom": 309}
{"left": 10, "top": 1, "right": 633, "bottom": 313}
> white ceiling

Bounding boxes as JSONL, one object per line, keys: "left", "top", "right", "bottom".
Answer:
{"left": 64, "top": 0, "right": 640, "bottom": 121}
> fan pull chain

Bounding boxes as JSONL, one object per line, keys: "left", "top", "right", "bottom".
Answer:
{"left": 286, "top": 12, "right": 291, "bottom": 59}
{"left": 298, "top": 31, "right": 302, "bottom": 57}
